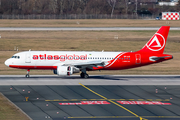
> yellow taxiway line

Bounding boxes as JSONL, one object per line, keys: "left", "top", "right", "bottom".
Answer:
{"left": 79, "top": 83, "right": 147, "bottom": 120}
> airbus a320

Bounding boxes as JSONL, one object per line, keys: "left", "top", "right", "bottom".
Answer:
{"left": 5, "top": 26, "right": 173, "bottom": 78}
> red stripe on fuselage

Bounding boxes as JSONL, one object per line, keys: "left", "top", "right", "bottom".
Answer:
{"left": 9, "top": 65, "right": 57, "bottom": 70}
{"left": 105, "top": 52, "right": 126, "bottom": 68}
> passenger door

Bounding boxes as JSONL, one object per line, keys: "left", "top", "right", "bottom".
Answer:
{"left": 25, "top": 52, "right": 31, "bottom": 63}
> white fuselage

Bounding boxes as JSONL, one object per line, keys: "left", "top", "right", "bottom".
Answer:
{"left": 5, "top": 51, "right": 126, "bottom": 70}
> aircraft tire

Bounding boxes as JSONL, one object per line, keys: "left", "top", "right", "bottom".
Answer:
{"left": 80, "top": 73, "right": 89, "bottom": 78}
{"left": 80, "top": 73, "right": 84, "bottom": 78}
{"left": 26, "top": 74, "right": 30, "bottom": 78}
{"left": 84, "top": 74, "right": 89, "bottom": 79}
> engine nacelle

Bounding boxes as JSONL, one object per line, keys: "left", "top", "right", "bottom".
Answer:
{"left": 53, "top": 66, "right": 79, "bottom": 76}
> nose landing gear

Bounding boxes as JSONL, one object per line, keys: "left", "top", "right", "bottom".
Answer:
{"left": 25, "top": 69, "right": 30, "bottom": 78}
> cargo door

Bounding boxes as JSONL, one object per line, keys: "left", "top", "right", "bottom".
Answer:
{"left": 135, "top": 54, "right": 141, "bottom": 64}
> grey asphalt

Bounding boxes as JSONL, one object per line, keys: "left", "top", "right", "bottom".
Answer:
{"left": 0, "top": 85, "right": 180, "bottom": 120}
{"left": 0, "top": 27, "right": 180, "bottom": 31}
{"left": 0, "top": 75, "right": 180, "bottom": 120}
{"left": 0, "top": 75, "right": 180, "bottom": 85}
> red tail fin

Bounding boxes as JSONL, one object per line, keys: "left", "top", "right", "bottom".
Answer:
{"left": 139, "top": 26, "right": 170, "bottom": 54}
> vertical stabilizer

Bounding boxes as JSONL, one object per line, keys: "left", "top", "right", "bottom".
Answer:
{"left": 139, "top": 26, "right": 170, "bottom": 54}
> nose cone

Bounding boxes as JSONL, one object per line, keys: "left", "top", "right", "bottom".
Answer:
{"left": 4, "top": 59, "right": 10, "bottom": 67}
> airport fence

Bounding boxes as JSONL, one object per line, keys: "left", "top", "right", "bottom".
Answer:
{"left": 0, "top": 14, "right": 157, "bottom": 19}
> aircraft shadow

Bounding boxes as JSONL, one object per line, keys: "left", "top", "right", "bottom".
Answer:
{"left": 0, "top": 75, "right": 127, "bottom": 81}
{"left": 0, "top": 75, "right": 179, "bottom": 81}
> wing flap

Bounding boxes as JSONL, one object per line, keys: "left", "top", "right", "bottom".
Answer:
{"left": 63, "top": 60, "right": 105, "bottom": 70}
{"left": 74, "top": 60, "right": 104, "bottom": 66}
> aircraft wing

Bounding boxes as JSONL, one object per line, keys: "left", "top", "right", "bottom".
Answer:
{"left": 63, "top": 60, "right": 106, "bottom": 70}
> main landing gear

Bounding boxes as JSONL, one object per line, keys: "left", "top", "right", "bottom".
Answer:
{"left": 80, "top": 69, "right": 89, "bottom": 78}
{"left": 25, "top": 69, "right": 30, "bottom": 78}
{"left": 80, "top": 72, "right": 89, "bottom": 78}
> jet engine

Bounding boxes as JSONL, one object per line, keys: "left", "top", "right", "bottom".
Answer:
{"left": 53, "top": 66, "right": 80, "bottom": 76}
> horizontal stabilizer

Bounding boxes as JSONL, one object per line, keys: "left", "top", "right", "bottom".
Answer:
{"left": 149, "top": 55, "right": 173, "bottom": 61}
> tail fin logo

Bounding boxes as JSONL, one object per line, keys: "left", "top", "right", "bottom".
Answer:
{"left": 146, "top": 33, "right": 165, "bottom": 51}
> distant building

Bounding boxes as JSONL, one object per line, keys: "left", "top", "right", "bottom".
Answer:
{"left": 159, "top": 1, "right": 178, "bottom": 6}
{"left": 128, "top": 0, "right": 179, "bottom": 6}
{"left": 129, "top": 0, "right": 157, "bottom": 2}
{"left": 170, "top": 0, "right": 178, "bottom": 2}
{"left": 159, "top": 0, "right": 179, "bottom": 6}
{"left": 129, "top": 0, "right": 157, "bottom": 5}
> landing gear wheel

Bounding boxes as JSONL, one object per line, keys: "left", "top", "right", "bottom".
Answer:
{"left": 80, "top": 73, "right": 84, "bottom": 78}
{"left": 25, "top": 74, "right": 30, "bottom": 78}
{"left": 84, "top": 74, "right": 89, "bottom": 78}
{"left": 80, "top": 73, "right": 89, "bottom": 78}
{"left": 26, "top": 69, "right": 30, "bottom": 78}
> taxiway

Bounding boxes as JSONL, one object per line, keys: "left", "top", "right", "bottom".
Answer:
{"left": 0, "top": 75, "right": 180, "bottom": 120}
{"left": 0, "top": 75, "right": 180, "bottom": 85}
{"left": 0, "top": 27, "right": 180, "bottom": 31}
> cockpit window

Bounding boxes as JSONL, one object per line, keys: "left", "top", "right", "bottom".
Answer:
{"left": 11, "top": 56, "right": 20, "bottom": 59}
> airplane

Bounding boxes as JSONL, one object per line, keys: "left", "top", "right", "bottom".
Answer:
{"left": 4, "top": 26, "right": 173, "bottom": 78}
